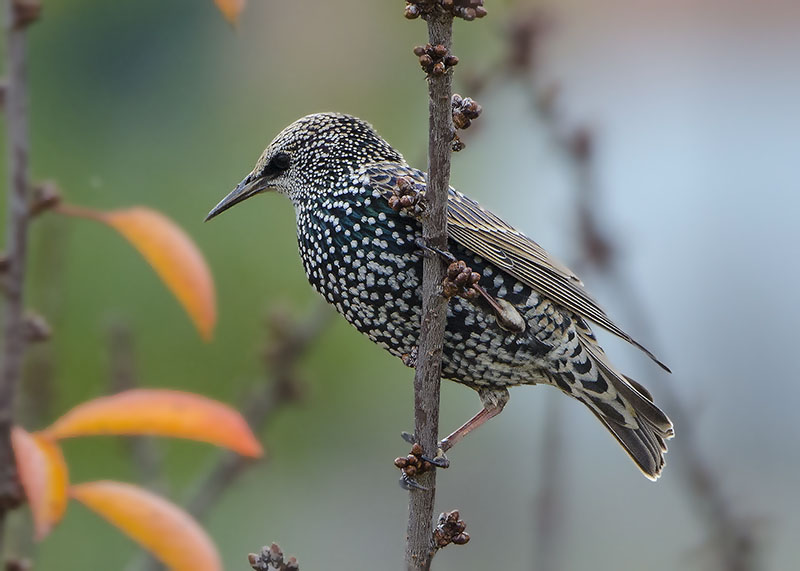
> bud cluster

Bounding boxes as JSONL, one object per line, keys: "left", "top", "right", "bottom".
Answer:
{"left": 451, "top": 94, "right": 482, "bottom": 130}
{"left": 394, "top": 443, "right": 436, "bottom": 479}
{"left": 388, "top": 176, "right": 426, "bottom": 217}
{"left": 450, "top": 93, "right": 482, "bottom": 151}
{"left": 413, "top": 43, "right": 459, "bottom": 77}
{"left": 442, "top": 260, "right": 481, "bottom": 300}
{"left": 404, "top": 0, "right": 487, "bottom": 21}
{"left": 433, "top": 509, "right": 470, "bottom": 548}
{"left": 248, "top": 543, "right": 299, "bottom": 571}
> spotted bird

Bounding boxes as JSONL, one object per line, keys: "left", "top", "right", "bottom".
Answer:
{"left": 206, "top": 113, "right": 674, "bottom": 480}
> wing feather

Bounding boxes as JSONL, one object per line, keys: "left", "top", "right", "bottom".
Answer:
{"left": 363, "top": 162, "right": 669, "bottom": 372}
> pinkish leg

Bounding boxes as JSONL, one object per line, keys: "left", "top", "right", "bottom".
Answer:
{"left": 440, "top": 387, "right": 509, "bottom": 452}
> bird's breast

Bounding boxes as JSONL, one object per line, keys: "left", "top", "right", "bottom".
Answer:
{"left": 293, "top": 188, "right": 560, "bottom": 389}
{"left": 296, "top": 192, "right": 424, "bottom": 357}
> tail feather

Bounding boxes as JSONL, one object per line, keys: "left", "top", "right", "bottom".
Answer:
{"left": 592, "top": 412, "right": 667, "bottom": 480}
{"left": 589, "top": 367, "right": 673, "bottom": 479}
{"left": 572, "top": 329, "right": 674, "bottom": 480}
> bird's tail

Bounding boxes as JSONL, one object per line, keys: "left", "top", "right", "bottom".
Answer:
{"left": 570, "top": 330, "right": 674, "bottom": 480}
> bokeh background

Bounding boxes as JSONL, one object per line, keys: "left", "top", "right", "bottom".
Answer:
{"left": 3, "top": 0, "right": 798, "bottom": 569}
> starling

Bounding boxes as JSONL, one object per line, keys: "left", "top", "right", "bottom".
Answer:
{"left": 206, "top": 113, "right": 674, "bottom": 480}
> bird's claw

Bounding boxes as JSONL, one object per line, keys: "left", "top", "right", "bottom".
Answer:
{"left": 421, "top": 448, "right": 450, "bottom": 469}
{"left": 394, "top": 436, "right": 450, "bottom": 491}
{"left": 399, "top": 472, "right": 428, "bottom": 491}
{"left": 400, "top": 432, "right": 451, "bottom": 466}
{"left": 414, "top": 238, "right": 456, "bottom": 263}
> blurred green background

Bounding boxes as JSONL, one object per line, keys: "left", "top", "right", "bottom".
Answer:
{"left": 2, "top": 0, "right": 798, "bottom": 569}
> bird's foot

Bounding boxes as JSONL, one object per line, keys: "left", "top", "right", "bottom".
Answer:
{"left": 400, "top": 432, "right": 451, "bottom": 466}
{"left": 414, "top": 238, "right": 455, "bottom": 263}
{"left": 395, "top": 438, "right": 450, "bottom": 490}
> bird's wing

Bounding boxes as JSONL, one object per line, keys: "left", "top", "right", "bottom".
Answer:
{"left": 364, "top": 162, "right": 669, "bottom": 372}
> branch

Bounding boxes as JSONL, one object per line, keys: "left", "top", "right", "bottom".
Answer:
{"left": 405, "top": 8, "right": 454, "bottom": 571}
{"left": 0, "top": 0, "right": 39, "bottom": 554}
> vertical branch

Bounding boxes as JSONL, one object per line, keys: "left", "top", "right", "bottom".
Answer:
{"left": 0, "top": 0, "right": 38, "bottom": 551}
{"left": 405, "top": 9, "right": 454, "bottom": 571}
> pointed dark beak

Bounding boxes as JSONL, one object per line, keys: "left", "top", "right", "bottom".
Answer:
{"left": 205, "top": 172, "right": 271, "bottom": 221}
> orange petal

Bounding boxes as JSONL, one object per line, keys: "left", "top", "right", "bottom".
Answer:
{"left": 44, "top": 389, "right": 263, "bottom": 458}
{"left": 214, "top": 0, "right": 246, "bottom": 25}
{"left": 59, "top": 204, "right": 216, "bottom": 341}
{"left": 11, "top": 427, "right": 70, "bottom": 540}
{"left": 71, "top": 481, "right": 222, "bottom": 571}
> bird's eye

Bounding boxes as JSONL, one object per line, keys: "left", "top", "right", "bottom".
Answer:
{"left": 270, "top": 152, "right": 291, "bottom": 172}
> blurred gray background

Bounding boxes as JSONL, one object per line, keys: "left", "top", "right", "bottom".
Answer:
{"left": 5, "top": 0, "right": 798, "bottom": 569}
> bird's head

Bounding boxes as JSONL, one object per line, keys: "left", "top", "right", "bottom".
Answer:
{"left": 205, "top": 112, "right": 404, "bottom": 221}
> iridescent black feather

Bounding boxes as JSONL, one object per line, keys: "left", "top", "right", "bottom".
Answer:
{"left": 207, "top": 113, "right": 674, "bottom": 479}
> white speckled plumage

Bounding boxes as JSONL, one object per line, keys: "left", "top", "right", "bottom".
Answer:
{"left": 207, "top": 112, "right": 674, "bottom": 480}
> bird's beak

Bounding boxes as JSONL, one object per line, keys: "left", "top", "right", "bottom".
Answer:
{"left": 205, "top": 172, "right": 272, "bottom": 221}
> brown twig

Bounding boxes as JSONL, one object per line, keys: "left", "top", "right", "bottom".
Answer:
{"left": 405, "top": 7, "right": 454, "bottom": 571}
{"left": 0, "top": 0, "right": 39, "bottom": 555}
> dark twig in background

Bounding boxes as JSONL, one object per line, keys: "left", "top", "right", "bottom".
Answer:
{"left": 569, "top": 132, "right": 760, "bottom": 571}
{"left": 459, "top": 8, "right": 761, "bottom": 570}
{"left": 108, "top": 322, "right": 168, "bottom": 493}
{"left": 537, "top": 47, "right": 761, "bottom": 571}
{"left": 110, "top": 323, "right": 170, "bottom": 571}
{"left": 0, "top": 0, "right": 40, "bottom": 557}
{"left": 404, "top": 4, "right": 455, "bottom": 570}
{"left": 131, "top": 304, "right": 330, "bottom": 571}
{"left": 184, "top": 304, "right": 330, "bottom": 522}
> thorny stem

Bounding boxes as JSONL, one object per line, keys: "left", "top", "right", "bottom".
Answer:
{"left": 0, "top": 0, "right": 35, "bottom": 556}
{"left": 405, "top": 9, "right": 454, "bottom": 571}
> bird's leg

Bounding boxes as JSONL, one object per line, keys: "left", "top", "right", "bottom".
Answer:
{"left": 472, "top": 284, "right": 526, "bottom": 333}
{"left": 440, "top": 387, "right": 510, "bottom": 452}
{"left": 395, "top": 389, "right": 509, "bottom": 489}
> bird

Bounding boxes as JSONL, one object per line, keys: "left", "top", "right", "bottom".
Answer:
{"left": 206, "top": 112, "right": 674, "bottom": 480}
